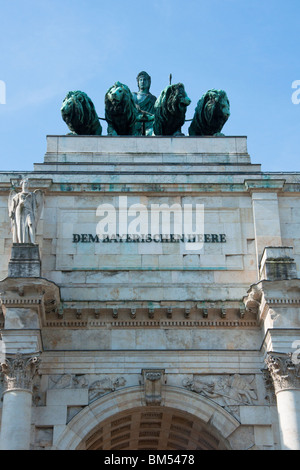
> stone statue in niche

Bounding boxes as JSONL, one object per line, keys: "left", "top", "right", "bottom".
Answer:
{"left": 8, "top": 179, "right": 44, "bottom": 244}
{"left": 188, "top": 89, "right": 230, "bottom": 136}
{"left": 132, "top": 71, "right": 156, "bottom": 136}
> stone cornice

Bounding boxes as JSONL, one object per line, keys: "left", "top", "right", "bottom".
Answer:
{"left": 244, "top": 179, "right": 286, "bottom": 193}
{"left": 0, "top": 277, "right": 61, "bottom": 326}
{"left": 44, "top": 301, "right": 257, "bottom": 328}
{"left": 243, "top": 279, "right": 300, "bottom": 324}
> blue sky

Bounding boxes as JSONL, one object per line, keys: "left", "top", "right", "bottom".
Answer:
{"left": 0, "top": 0, "right": 299, "bottom": 172}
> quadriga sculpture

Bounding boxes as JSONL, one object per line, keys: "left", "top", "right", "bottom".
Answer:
{"left": 61, "top": 90, "right": 102, "bottom": 135}
{"left": 188, "top": 89, "right": 230, "bottom": 136}
{"left": 105, "top": 82, "right": 139, "bottom": 136}
{"left": 153, "top": 83, "right": 191, "bottom": 136}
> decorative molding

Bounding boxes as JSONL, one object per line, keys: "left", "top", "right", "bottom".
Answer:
{"left": 141, "top": 369, "right": 166, "bottom": 406}
{"left": 44, "top": 303, "right": 257, "bottom": 328}
{"left": 88, "top": 377, "right": 126, "bottom": 403}
{"left": 45, "top": 318, "right": 258, "bottom": 328}
{"left": 182, "top": 373, "right": 258, "bottom": 418}
{"left": 48, "top": 373, "right": 127, "bottom": 404}
{"left": 0, "top": 277, "right": 61, "bottom": 325}
{"left": 265, "top": 352, "right": 300, "bottom": 394}
{"left": 183, "top": 374, "right": 258, "bottom": 405}
{"left": 261, "top": 369, "right": 276, "bottom": 405}
{"left": 244, "top": 179, "right": 286, "bottom": 193}
{"left": 243, "top": 284, "right": 262, "bottom": 315}
{"left": 1, "top": 353, "right": 40, "bottom": 393}
{"left": 243, "top": 279, "right": 300, "bottom": 323}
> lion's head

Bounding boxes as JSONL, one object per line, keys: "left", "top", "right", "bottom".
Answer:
{"left": 153, "top": 83, "right": 191, "bottom": 136}
{"left": 188, "top": 89, "right": 230, "bottom": 136}
{"left": 105, "top": 81, "right": 138, "bottom": 135}
{"left": 61, "top": 90, "right": 102, "bottom": 135}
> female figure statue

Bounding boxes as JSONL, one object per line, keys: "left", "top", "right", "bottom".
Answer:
{"left": 8, "top": 179, "right": 43, "bottom": 244}
{"left": 132, "top": 71, "right": 156, "bottom": 135}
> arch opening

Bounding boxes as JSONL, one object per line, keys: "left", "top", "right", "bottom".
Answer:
{"left": 81, "top": 406, "right": 229, "bottom": 451}
{"left": 55, "top": 386, "right": 239, "bottom": 450}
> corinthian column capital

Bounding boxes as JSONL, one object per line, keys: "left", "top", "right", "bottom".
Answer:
{"left": 1, "top": 353, "right": 40, "bottom": 393}
{"left": 265, "top": 352, "right": 300, "bottom": 394}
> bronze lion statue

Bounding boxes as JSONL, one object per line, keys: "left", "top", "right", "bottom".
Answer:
{"left": 105, "top": 81, "right": 139, "bottom": 135}
{"left": 153, "top": 83, "right": 191, "bottom": 136}
{"left": 61, "top": 90, "right": 102, "bottom": 135}
{"left": 188, "top": 89, "right": 230, "bottom": 136}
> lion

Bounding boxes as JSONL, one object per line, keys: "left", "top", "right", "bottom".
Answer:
{"left": 61, "top": 90, "right": 102, "bottom": 135}
{"left": 105, "top": 81, "right": 139, "bottom": 135}
{"left": 188, "top": 89, "right": 230, "bottom": 136}
{"left": 153, "top": 83, "right": 191, "bottom": 136}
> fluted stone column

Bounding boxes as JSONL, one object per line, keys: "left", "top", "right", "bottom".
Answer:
{"left": 0, "top": 353, "right": 40, "bottom": 450}
{"left": 266, "top": 352, "right": 300, "bottom": 450}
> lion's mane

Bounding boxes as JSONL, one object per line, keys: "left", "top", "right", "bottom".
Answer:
{"left": 153, "top": 83, "right": 191, "bottom": 136}
{"left": 188, "top": 89, "right": 230, "bottom": 136}
{"left": 105, "top": 82, "right": 138, "bottom": 135}
{"left": 61, "top": 90, "right": 102, "bottom": 135}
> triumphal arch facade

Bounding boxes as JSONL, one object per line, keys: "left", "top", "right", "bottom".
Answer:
{"left": 0, "top": 76, "right": 300, "bottom": 451}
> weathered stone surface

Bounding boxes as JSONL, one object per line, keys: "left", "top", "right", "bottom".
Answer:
{"left": 8, "top": 243, "right": 41, "bottom": 277}
{"left": 259, "top": 246, "right": 298, "bottom": 281}
{"left": 0, "top": 135, "right": 299, "bottom": 450}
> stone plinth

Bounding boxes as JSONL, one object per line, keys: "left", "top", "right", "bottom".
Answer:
{"left": 44, "top": 135, "right": 251, "bottom": 163}
{"left": 259, "top": 247, "right": 298, "bottom": 281}
{"left": 33, "top": 135, "right": 260, "bottom": 177}
{"left": 8, "top": 244, "right": 41, "bottom": 278}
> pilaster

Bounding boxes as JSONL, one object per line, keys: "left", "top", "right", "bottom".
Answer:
{"left": 245, "top": 180, "right": 285, "bottom": 273}
{"left": 243, "top": 246, "right": 300, "bottom": 450}
{"left": 0, "top": 352, "right": 40, "bottom": 450}
{"left": 265, "top": 352, "right": 300, "bottom": 450}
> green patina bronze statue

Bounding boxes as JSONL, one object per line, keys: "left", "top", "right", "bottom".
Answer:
{"left": 132, "top": 71, "right": 156, "bottom": 136}
{"left": 105, "top": 81, "right": 139, "bottom": 136}
{"left": 188, "top": 89, "right": 230, "bottom": 136}
{"left": 153, "top": 83, "right": 191, "bottom": 136}
{"left": 61, "top": 76, "right": 231, "bottom": 138}
{"left": 61, "top": 90, "right": 102, "bottom": 135}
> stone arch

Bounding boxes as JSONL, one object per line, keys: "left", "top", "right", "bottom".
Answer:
{"left": 53, "top": 386, "right": 240, "bottom": 450}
